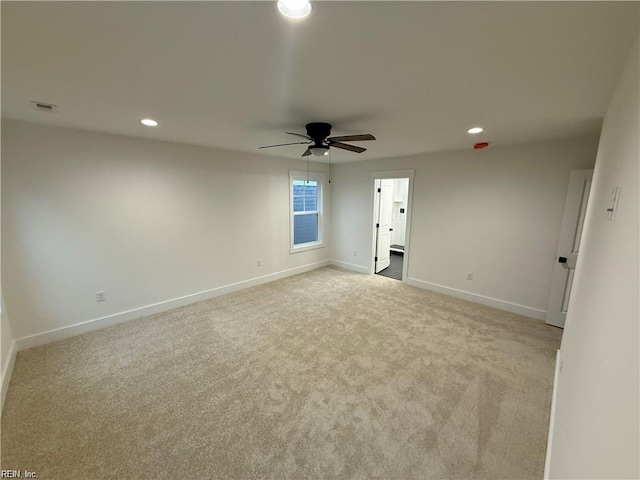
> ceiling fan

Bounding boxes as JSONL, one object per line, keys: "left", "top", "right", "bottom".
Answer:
{"left": 259, "top": 122, "right": 376, "bottom": 157}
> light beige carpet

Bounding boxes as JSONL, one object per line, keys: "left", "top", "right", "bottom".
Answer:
{"left": 1, "top": 267, "right": 561, "bottom": 479}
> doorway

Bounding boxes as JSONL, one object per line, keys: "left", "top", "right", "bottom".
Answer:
{"left": 373, "top": 176, "right": 411, "bottom": 281}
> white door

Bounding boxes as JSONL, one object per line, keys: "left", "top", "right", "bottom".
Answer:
{"left": 375, "top": 179, "right": 394, "bottom": 273}
{"left": 545, "top": 169, "right": 594, "bottom": 328}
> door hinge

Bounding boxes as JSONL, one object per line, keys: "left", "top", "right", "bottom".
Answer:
{"left": 376, "top": 223, "right": 380, "bottom": 228}
{"left": 374, "top": 256, "right": 378, "bottom": 261}
{"left": 377, "top": 188, "right": 381, "bottom": 193}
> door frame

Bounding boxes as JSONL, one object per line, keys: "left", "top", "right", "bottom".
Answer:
{"left": 545, "top": 169, "right": 594, "bottom": 328}
{"left": 369, "top": 169, "right": 415, "bottom": 282}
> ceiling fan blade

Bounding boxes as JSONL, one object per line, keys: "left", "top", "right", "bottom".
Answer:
{"left": 301, "top": 148, "right": 312, "bottom": 157}
{"left": 286, "top": 132, "right": 312, "bottom": 140}
{"left": 328, "top": 134, "right": 376, "bottom": 142}
{"left": 258, "top": 141, "right": 310, "bottom": 149}
{"left": 330, "top": 142, "right": 366, "bottom": 153}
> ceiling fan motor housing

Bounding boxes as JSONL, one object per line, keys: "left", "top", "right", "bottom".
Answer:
{"left": 306, "top": 122, "right": 332, "bottom": 145}
{"left": 258, "top": 122, "right": 374, "bottom": 156}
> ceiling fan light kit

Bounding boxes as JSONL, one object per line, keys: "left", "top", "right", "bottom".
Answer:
{"left": 259, "top": 122, "right": 376, "bottom": 157}
{"left": 310, "top": 146, "right": 329, "bottom": 156}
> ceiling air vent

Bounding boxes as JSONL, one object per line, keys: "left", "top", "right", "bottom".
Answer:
{"left": 30, "top": 100, "right": 57, "bottom": 113}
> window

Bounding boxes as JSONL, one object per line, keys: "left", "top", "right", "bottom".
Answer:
{"left": 289, "top": 171, "right": 325, "bottom": 253}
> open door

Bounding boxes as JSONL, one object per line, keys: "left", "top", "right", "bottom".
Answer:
{"left": 545, "top": 169, "right": 593, "bottom": 328}
{"left": 374, "top": 179, "right": 393, "bottom": 273}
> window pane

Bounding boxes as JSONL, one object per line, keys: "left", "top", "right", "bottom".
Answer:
{"left": 304, "top": 189, "right": 317, "bottom": 210}
{"left": 293, "top": 180, "right": 318, "bottom": 213}
{"left": 294, "top": 213, "right": 319, "bottom": 245}
{"left": 293, "top": 181, "right": 304, "bottom": 212}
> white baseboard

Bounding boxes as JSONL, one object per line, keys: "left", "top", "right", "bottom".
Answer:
{"left": 1, "top": 339, "right": 17, "bottom": 413}
{"left": 16, "top": 260, "right": 330, "bottom": 351}
{"left": 329, "top": 260, "right": 369, "bottom": 274}
{"left": 405, "top": 277, "right": 546, "bottom": 320}
{"left": 544, "top": 349, "right": 562, "bottom": 479}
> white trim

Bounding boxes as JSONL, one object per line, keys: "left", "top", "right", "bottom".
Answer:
{"left": 405, "top": 277, "right": 546, "bottom": 320}
{"left": 15, "top": 260, "right": 329, "bottom": 351}
{"left": 370, "top": 169, "right": 415, "bottom": 179}
{"left": 1, "top": 339, "right": 17, "bottom": 413}
{"left": 330, "top": 259, "right": 369, "bottom": 274}
{"left": 544, "top": 349, "right": 562, "bottom": 479}
{"left": 369, "top": 173, "right": 415, "bottom": 282}
{"left": 290, "top": 242, "right": 325, "bottom": 254}
{"left": 289, "top": 171, "right": 326, "bottom": 254}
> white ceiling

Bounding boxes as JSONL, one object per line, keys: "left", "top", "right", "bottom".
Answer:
{"left": 2, "top": 1, "right": 638, "bottom": 163}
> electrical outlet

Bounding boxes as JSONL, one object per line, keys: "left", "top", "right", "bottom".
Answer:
{"left": 466, "top": 272, "right": 473, "bottom": 280}
{"left": 96, "top": 291, "right": 106, "bottom": 302}
{"left": 257, "top": 260, "right": 262, "bottom": 267}
{"left": 353, "top": 250, "right": 358, "bottom": 257}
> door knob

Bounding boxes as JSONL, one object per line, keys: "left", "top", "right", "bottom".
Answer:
{"left": 558, "top": 256, "right": 567, "bottom": 264}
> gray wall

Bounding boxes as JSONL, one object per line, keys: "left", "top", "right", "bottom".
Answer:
{"left": 548, "top": 36, "right": 639, "bottom": 479}
{"left": 2, "top": 121, "right": 330, "bottom": 342}
{"left": 331, "top": 137, "right": 598, "bottom": 318}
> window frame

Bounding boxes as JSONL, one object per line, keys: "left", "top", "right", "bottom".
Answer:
{"left": 289, "top": 170, "right": 326, "bottom": 254}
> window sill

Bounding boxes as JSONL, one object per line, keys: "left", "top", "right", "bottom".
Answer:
{"left": 290, "top": 242, "right": 325, "bottom": 254}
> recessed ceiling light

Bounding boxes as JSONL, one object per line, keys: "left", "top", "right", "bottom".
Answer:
{"left": 140, "top": 118, "right": 158, "bottom": 127}
{"left": 277, "top": 0, "right": 311, "bottom": 19}
{"left": 468, "top": 127, "right": 484, "bottom": 134}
